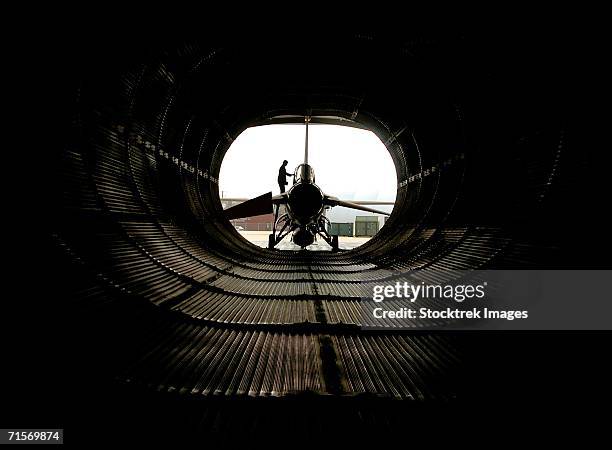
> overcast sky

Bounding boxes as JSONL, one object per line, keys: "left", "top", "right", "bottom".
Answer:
{"left": 219, "top": 124, "right": 396, "bottom": 221}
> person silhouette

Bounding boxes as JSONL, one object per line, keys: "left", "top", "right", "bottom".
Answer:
{"left": 277, "top": 160, "right": 294, "bottom": 193}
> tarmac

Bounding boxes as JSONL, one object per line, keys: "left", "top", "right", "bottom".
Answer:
{"left": 238, "top": 230, "right": 371, "bottom": 251}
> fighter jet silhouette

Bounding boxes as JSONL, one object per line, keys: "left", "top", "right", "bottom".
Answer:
{"left": 224, "top": 117, "right": 392, "bottom": 251}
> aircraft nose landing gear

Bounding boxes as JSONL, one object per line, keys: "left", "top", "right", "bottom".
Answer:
{"left": 319, "top": 232, "right": 339, "bottom": 252}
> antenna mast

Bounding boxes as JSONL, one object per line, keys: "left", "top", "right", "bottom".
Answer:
{"left": 304, "top": 115, "right": 310, "bottom": 165}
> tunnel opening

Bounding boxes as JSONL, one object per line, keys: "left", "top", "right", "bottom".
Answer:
{"left": 218, "top": 123, "right": 397, "bottom": 251}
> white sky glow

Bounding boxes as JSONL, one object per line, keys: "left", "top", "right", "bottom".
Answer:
{"left": 219, "top": 124, "right": 396, "bottom": 221}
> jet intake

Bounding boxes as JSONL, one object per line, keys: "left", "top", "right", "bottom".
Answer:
{"left": 288, "top": 183, "right": 323, "bottom": 223}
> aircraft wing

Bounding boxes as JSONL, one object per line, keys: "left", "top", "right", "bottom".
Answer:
{"left": 324, "top": 196, "right": 392, "bottom": 216}
{"left": 223, "top": 192, "right": 287, "bottom": 220}
{"left": 342, "top": 200, "right": 395, "bottom": 206}
{"left": 271, "top": 193, "right": 288, "bottom": 205}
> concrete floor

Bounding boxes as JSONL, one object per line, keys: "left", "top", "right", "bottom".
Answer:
{"left": 238, "top": 230, "right": 371, "bottom": 251}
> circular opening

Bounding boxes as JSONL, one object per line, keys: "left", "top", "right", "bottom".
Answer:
{"left": 219, "top": 123, "right": 396, "bottom": 250}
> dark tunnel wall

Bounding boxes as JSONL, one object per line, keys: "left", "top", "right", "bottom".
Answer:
{"left": 13, "top": 30, "right": 609, "bottom": 439}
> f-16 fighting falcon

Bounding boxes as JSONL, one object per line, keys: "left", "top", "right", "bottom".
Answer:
{"left": 223, "top": 117, "right": 392, "bottom": 251}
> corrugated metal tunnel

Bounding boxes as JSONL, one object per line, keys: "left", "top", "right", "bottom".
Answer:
{"left": 31, "top": 31, "right": 608, "bottom": 439}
